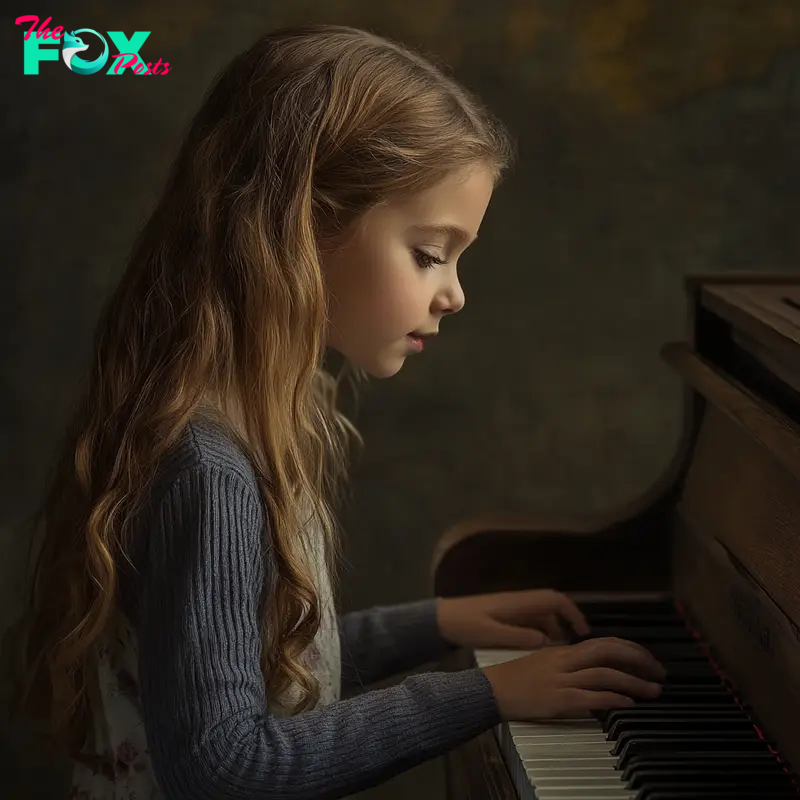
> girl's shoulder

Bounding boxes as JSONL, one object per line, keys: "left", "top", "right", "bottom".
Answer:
{"left": 149, "top": 414, "right": 261, "bottom": 507}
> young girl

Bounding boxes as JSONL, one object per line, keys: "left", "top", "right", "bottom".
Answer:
{"left": 14, "top": 23, "right": 665, "bottom": 800}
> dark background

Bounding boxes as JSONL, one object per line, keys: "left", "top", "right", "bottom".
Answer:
{"left": 4, "top": 1, "right": 800, "bottom": 797}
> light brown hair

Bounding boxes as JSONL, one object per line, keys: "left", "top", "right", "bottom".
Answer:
{"left": 11, "top": 23, "right": 514, "bottom": 753}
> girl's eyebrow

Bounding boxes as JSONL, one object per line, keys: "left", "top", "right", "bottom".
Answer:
{"left": 410, "top": 224, "right": 477, "bottom": 246}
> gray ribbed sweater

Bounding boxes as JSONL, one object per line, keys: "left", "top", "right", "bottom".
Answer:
{"left": 115, "top": 416, "right": 502, "bottom": 799}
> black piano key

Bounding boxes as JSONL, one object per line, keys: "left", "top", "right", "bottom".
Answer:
{"left": 579, "top": 599, "right": 677, "bottom": 615}
{"left": 638, "top": 785, "right": 796, "bottom": 800}
{"left": 622, "top": 699, "right": 736, "bottom": 721}
{"left": 587, "top": 612, "right": 683, "bottom": 626}
{"left": 613, "top": 729, "right": 763, "bottom": 756}
{"left": 587, "top": 617, "right": 685, "bottom": 631}
{"left": 605, "top": 705, "right": 742, "bottom": 723}
{"left": 573, "top": 597, "right": 797, "bottom": 797}
{"left": 663, "top": 661, "right": 718, "bottom": 676}
{"left": 628, "top": 764, "right": 794, "bottom": 784}
{"left": 601, "top": 703, "right": 742, "bottom": 727}
{"left": 644, "top": 643, "right": 708, "bottom": 661}
{"left": 663, "top": 675, "right": 724, "bottom": 687}
{"left": 640, "top": 790, "right": 797, "bottom": 800}
{"left": 628, "top": 768, "right": 796, "bottom": 790}
{"left": 631, "top": 703, "right": 741, "bottom": 713}
{"left": 621, "top": 751, "right": 783, "bottom": 781}
{"left": 616, "top": 735, "right": 772, "bottom": 769}
{"left": 606, "top": 705, "right": 743, "bottom": 720}
{"left": 574, "top": 626, "right": 695, "bottom": 643}
{"left": 608, "top": 717, "right": 757, "bottom": 739}
{"left": 605, "top": 710, "right": 747, "bottom": 736}
{"left": 594, "top": 692, "right": 738, "bottom": 725}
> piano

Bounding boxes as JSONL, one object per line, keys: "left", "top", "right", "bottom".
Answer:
{"left": 431, "top": 273, "right": 800, "bottom": 800}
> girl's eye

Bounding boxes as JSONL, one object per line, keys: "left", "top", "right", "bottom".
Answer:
{"left": 413, "top": 249, "right": 446, "bottom": 270}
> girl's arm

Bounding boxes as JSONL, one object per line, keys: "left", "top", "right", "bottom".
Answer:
{"left": 124, "top": 461, "right": 500, "bottom": 800}
{"left": 338, "top": 600, "right": 455, "bottom": 690}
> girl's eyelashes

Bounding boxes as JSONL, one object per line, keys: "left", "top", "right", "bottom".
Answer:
{"left": 412, "top": 249, "right": 446, "bottom": 269}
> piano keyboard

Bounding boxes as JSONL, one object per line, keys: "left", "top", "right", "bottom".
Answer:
{"left": 475, "top": 598, "right": 798, "bottom": 800}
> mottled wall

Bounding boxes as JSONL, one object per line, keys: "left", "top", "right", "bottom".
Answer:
{"left": 4, "top": 1, "right": 800, "bottom": 798}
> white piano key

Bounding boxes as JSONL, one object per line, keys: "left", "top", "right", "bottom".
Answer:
{"left": 534, "top": 775, "right": 630, "bottom": 787}
{"left": 511, "top": 731, "right": 608, "bottom": 748}
{"left": 516, "top": 741, "right": 609, "bottom": 759}
{"left": 475, "top": 648, "right": 630, "bottom": 800}
{"left": 530, "top": 767, "right": 620, "bottom": 779}
{"left": 522, "top": 757, "right": 618, "bottom": 769}
{"left": 509, "top": 723, "right": 600, "bottom": 736}
{"left": 509, "top": 720, "right": 597, "bottom": 733}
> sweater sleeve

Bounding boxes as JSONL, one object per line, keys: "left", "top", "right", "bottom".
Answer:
{"left": 126, "top": 462, "right": 501, "bottom": 800}
{"left": 339, "top": 600, "right": 456, "bottom": 690}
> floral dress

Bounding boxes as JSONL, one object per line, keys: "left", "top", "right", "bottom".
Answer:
{"left": 68, "top": 529, "right": 341, "bottom": 800}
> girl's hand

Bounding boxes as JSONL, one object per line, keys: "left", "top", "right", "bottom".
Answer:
{"left": 482, "top": 637, "right": 666, "bottom": 720}
{"left": 436, "top": 589, "right": 590, "bottom": 650}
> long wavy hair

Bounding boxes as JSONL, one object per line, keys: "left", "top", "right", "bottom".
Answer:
{"left": 9, "top": 23, "right": 514, "bottom": 754}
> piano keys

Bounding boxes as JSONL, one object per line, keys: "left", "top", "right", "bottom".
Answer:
{"left": 475, "top": 597, "right": 798, "bottom": 800}
{"left": 432, "top": 274, "right": 800, "bottom": 799}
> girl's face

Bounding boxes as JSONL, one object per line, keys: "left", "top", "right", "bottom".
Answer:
{"left": 322, "top": 164, "right": 494, "bottom": 378}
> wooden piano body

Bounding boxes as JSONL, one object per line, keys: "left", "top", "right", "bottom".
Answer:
{"left": 431, "top": 273, "right": 800, "bottom": 799}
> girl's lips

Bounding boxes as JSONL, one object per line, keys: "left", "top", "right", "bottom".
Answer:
{"left": 407, "top": 330, "right": 437, "bottom": 352}
{"left": 407, "top": 334, "right": 424, "bottom": 351}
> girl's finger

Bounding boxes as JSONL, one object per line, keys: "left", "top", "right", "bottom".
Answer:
{"left": 555, "top": 594, "right": 590, "bottom": 636}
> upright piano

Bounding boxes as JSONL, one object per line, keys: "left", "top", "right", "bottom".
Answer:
{"left": 432, "top": 273, "right": 800, "bottom": 800}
